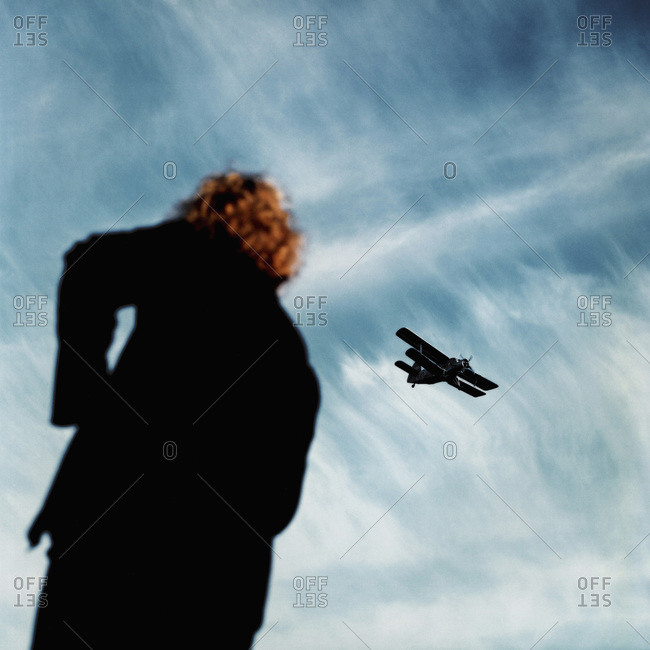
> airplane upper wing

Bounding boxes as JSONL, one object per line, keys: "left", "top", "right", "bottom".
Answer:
{"left": 459, "top": 368, "right": 498, "bottom": 391}
{"left": 405, "top": 347, "right": 443, "bottom": 376}
{"left": 455, "top": 380, "right": 486, "bottom": 398}
{"left": 396, "top": 328, "right": 450, "bottom": 368}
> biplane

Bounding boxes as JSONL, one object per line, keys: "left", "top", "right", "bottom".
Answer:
{"left": 395, "top": 327, "right": 498, "bottom": 397}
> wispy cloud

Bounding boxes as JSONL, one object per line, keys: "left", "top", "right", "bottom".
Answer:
{"left": 3, "top": 1, "right": 650, "bottom": 648}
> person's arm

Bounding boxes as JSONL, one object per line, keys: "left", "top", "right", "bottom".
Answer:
{"left": 243, "top": 320, "right": 320, "bottom": 539}
{"left": 51, "top": 230, "right": 141, "bottom": 427}
{"left": 266, "top": 360, "right": 319, "bottom": 537}
{"left": 28, "top": 230, "right": 142, "bottom": 547}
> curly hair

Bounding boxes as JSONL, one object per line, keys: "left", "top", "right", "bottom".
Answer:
{"left": 178, "top": 171, "right": 302, "bottom": 286}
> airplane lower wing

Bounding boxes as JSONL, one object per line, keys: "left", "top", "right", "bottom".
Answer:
{"left": 395, "top": 360, "right": 413, "bottom": 374}
{"left": 405, "top": 347, "right": 443, "bottom": 376}
{"left": 459, "top": 368, "right": 498, "bottom": 391}
{"left": 396, "top": 328, "right": 450, "bottom": 368}
{"left": 455, "top": 380, "right": 486, "bottom": 398}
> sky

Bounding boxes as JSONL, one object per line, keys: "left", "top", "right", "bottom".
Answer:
{"left": 2, "top": 0, "right": 650, "bottom": 648}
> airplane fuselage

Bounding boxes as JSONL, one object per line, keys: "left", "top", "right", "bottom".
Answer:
{"left": 407, "top": 358, "right": 469, "bottom": 387}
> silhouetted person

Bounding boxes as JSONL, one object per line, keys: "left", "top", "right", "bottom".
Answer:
{"left": 28, "top": 172, "right": 320, "bottom": 648}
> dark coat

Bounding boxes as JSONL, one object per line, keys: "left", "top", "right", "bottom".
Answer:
{"left": 29, "top": 218, "right": 319, "bottom": 648}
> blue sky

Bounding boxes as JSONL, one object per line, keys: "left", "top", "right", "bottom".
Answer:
{"left": 2, "top": 1, "right": 650, "bottom": 648}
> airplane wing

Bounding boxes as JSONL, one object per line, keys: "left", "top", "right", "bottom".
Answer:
{"left": 405, "top": 347, "right": 443, "bottom": 376}
{"left": 459, "top": 368, "right": 498, "bottom": 391}
{"left": 455, "top": 380, "right": 486, "bottom": 398}
{"left": 396, "top": 328, "right": 450, "bottom": 368}
{"left": 395, "top": 360, "right": 413, "bottom": 374}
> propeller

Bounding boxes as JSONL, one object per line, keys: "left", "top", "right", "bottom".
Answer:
{"left": 460, "top": 354, "right": 473, "bottom": 369}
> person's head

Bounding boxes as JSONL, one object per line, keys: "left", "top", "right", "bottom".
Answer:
{"left": 178, "top": 171, "right": 302, "bottom": 287}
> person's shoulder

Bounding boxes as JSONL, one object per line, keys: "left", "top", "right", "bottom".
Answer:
{"left": 271, "top": 296, "right": 313, "bottom": 357}
{"left": 63, "top": 218, "right": 193, "bottom": 266}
